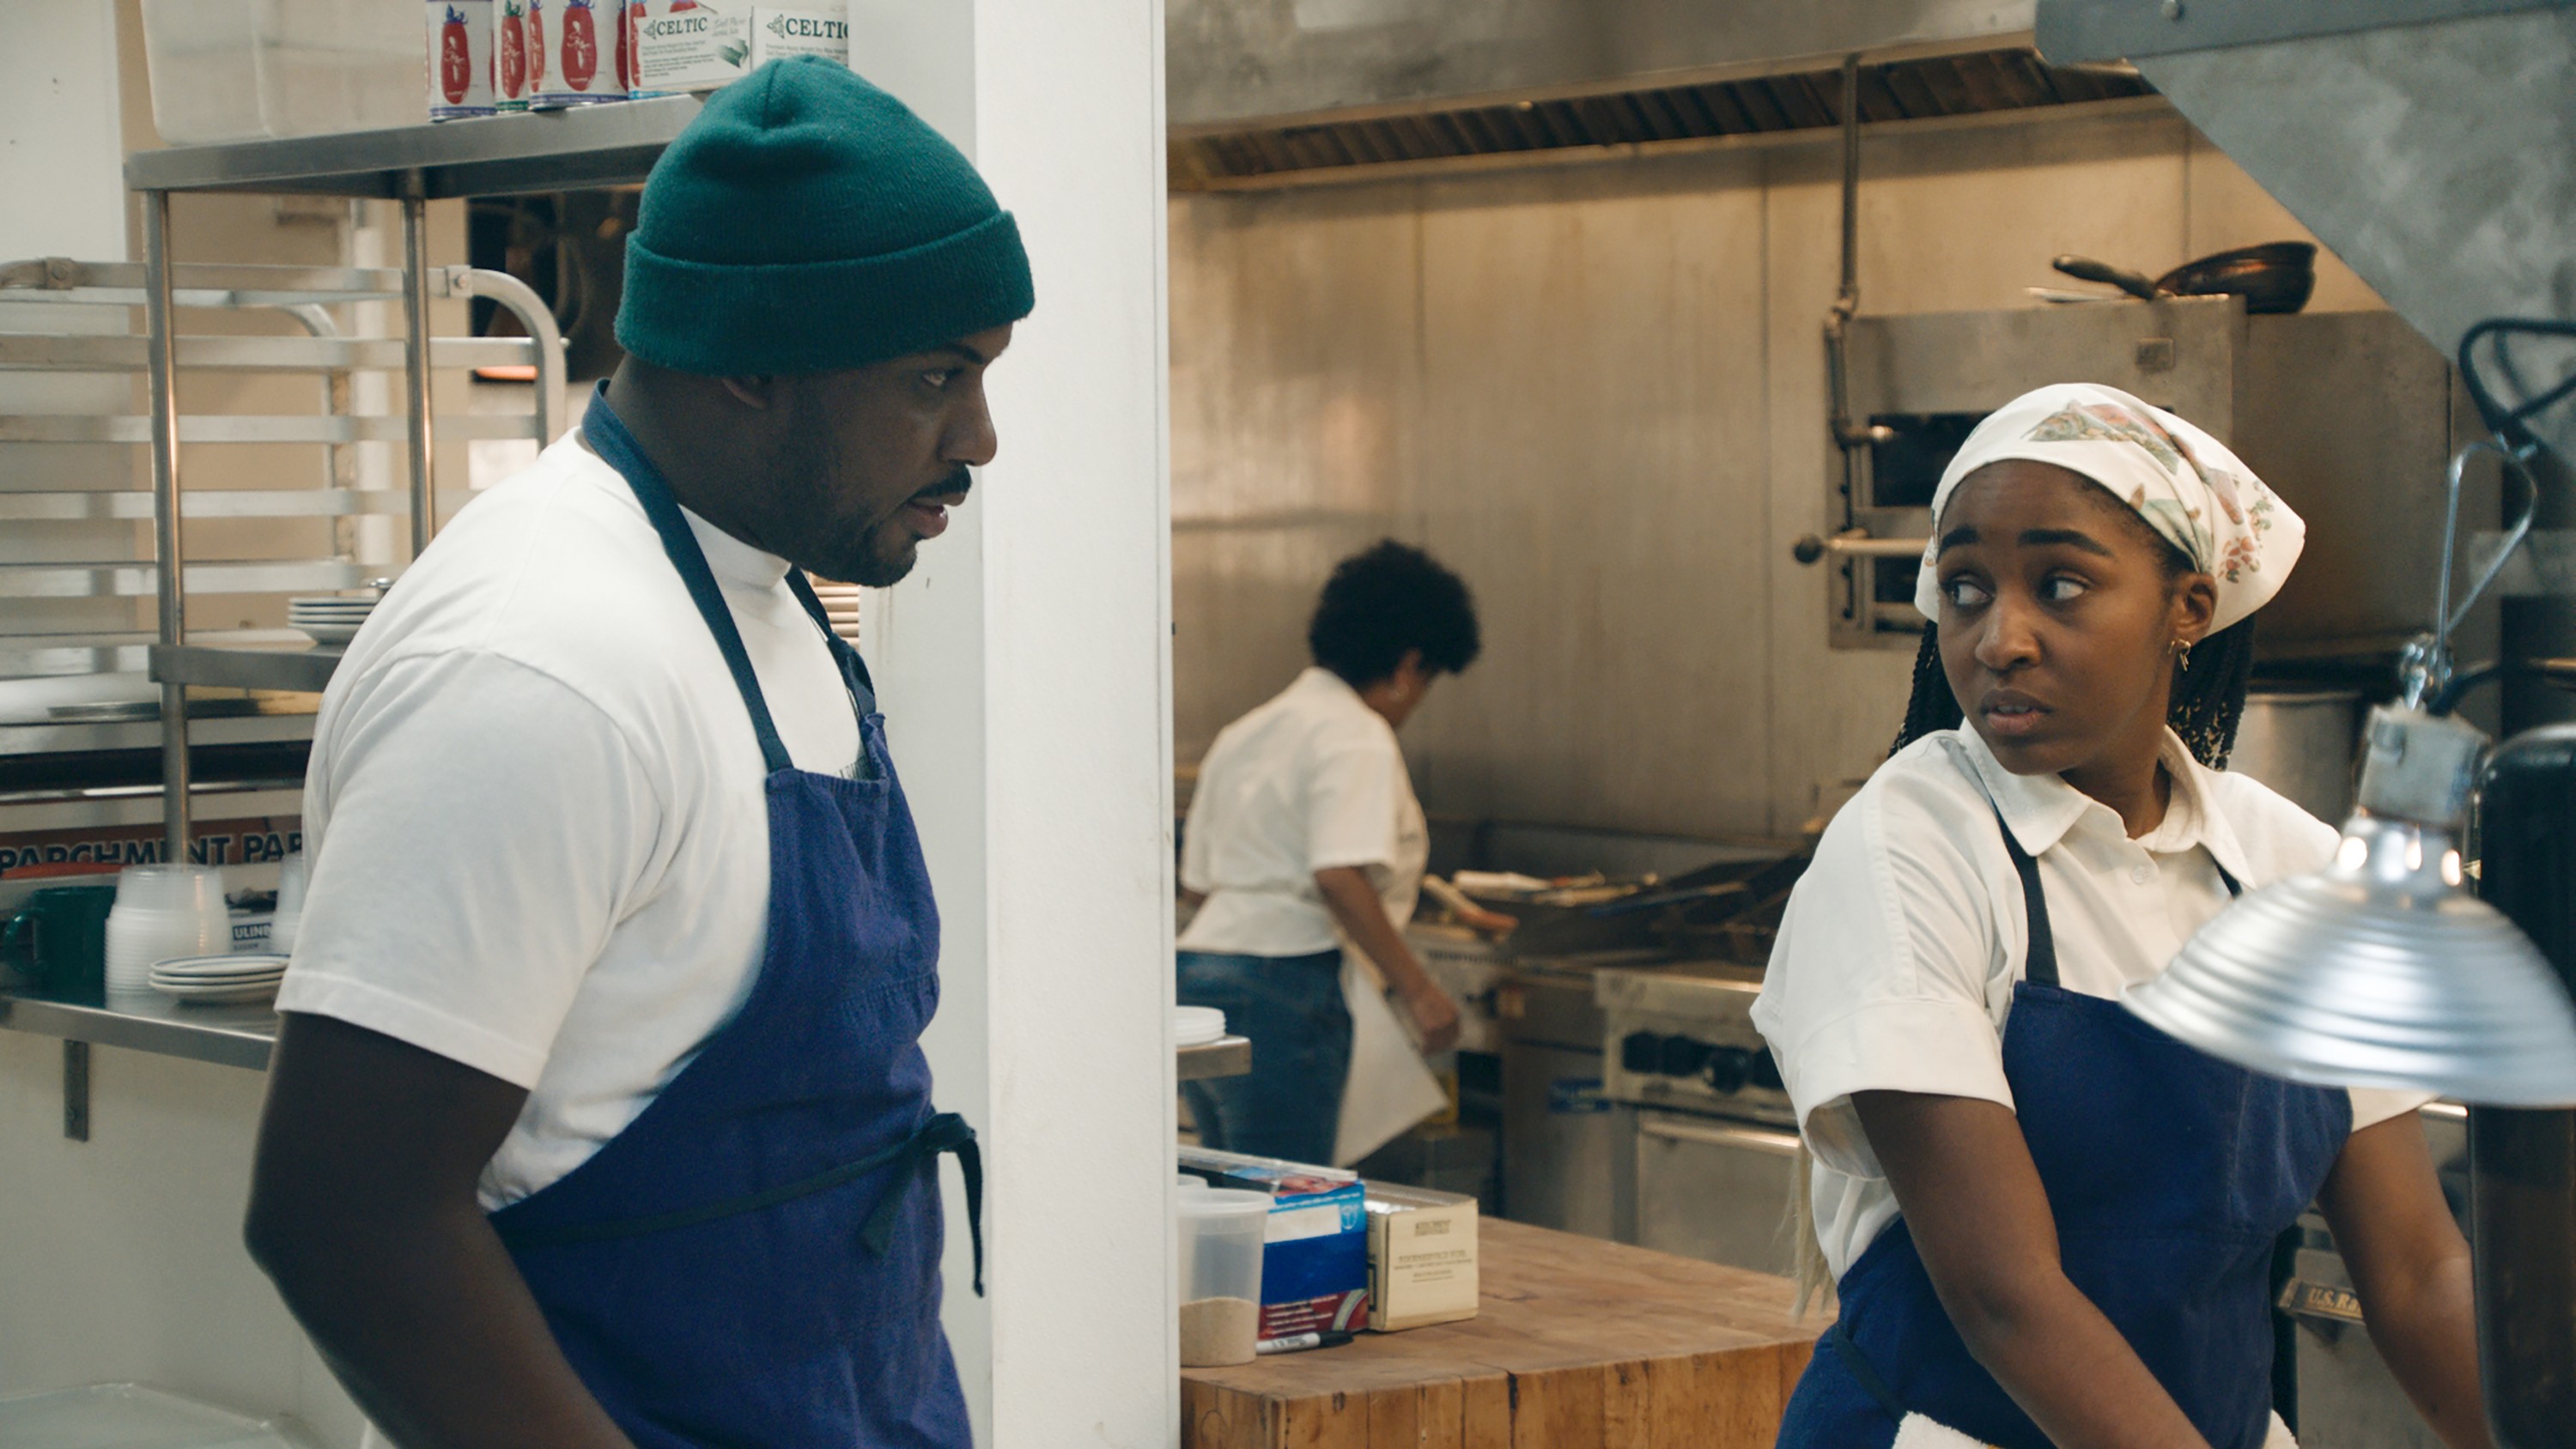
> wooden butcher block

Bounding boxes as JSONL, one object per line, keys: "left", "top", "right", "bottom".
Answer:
{"left": 1181, "top": 1217, "right": 1826, "bottom": 1448}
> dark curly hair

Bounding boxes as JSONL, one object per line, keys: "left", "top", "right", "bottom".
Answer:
{"left": 1891, "top": 476, "right": 2257, "bottom": 769}
{"left": 1308, "top": 540, "right": 1481, "bottom": 688}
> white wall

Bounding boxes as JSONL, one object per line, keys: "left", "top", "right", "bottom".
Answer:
{"left": 866, "top": 1, "right": 1178, "bottom": 1443}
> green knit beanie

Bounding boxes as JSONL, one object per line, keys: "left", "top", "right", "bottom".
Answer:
{"left": 617, "top": 57, "right": 1035, "bottom": 376}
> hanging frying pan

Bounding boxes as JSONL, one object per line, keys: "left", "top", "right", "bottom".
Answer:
{"left": 2051, "top": 241, "right": 2318, "bottom": 315}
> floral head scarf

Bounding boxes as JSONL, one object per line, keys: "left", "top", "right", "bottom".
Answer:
{"left": 1911, "top": 382, "right": 2305, "bottom": 633}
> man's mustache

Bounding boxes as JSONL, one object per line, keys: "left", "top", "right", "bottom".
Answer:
{"left": 910, "top": 468, "right": 973, "bottom": 506}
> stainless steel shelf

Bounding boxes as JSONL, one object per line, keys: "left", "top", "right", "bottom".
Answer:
{"left": 0, "top": 627, "right": 306, "bottom": 679}
{"left": 149, "top": 644, "right": 342, "bottom": 693}
{"left": 0, "top": 560, "right": 368, "bottom": 599}
{"left": 0, "top": 332, "right": 538, "bottom": 374}
{"left": 0, "top": 709, "right": 314, "bottom": 760}
{"left": 1, "top": 414, "right": 541, "bottom": 445}
{"left": 0, "top": 489, "right": 410, "bottom": 521}
{"left": 125, "top": 96, "right": 704, "bottom": 198}
{"left": 1178, "top": 1035, "right": 1253, "bottom": 1082}
{"left": 0, "top": 986, "right": 276, "bottom": 1070}
{"left": 2, "top": 258, "right": 407, "bottom": 301}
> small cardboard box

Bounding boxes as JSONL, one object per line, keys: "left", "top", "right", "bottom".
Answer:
{"left": 635, "top": 1, "right": 844, "bottom": 95}
{"left": 1180, "top": 1147, "right": 1370, "bottom": 1340}
{"left": 1364, "top": 1182, "right": 1479, "bottom": 1331}
{"left": 428, "top": 2, "right": 497, "bottom": 119}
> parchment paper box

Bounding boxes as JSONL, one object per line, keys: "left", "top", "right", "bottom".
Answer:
{"left": 635, "top": 0, "right": 846, "bottom": 94}
{"left": 1179, "top": 1147, "right": 1370, "bottom": 1340}
{"left": 1363, "top": 1182, "right": 1479, "bottom": 1331}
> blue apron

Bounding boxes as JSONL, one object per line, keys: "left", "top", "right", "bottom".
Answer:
{"left": 487, "top": 388, "right": 981, "bottom": 1449}
{"left": 1776, "top": 807, "right": 2349, "bottom": 1449}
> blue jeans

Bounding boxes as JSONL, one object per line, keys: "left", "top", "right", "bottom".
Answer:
{"left": 1177, "top": 949, "right": 1351, "bottom": 1167}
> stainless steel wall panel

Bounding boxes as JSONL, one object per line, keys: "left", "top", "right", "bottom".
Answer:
{"left": 1170, "top": 104, "right": 2401, "bottom": 839}
{"left": 1409, "top": 157, "right": 1773, "bottom": 836}
{"left": 1169, "top": 185, "right": 1426, "bottom": 767}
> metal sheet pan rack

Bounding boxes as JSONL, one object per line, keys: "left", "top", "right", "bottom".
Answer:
{"left": 63, "top": 97, "right": 703, "bottom": 862}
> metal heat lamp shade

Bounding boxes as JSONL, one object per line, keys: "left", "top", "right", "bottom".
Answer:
{"left": 2126, "top": 706, "right": 2576, "bottom": 1106}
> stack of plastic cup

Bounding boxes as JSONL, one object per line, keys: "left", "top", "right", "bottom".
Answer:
{"left": 270, "top": 852, "right": 308, "bottom": 958}
{"left": 103, "top": 864, "right": 228, "bottom": 996}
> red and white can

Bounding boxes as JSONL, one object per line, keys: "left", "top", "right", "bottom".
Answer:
{"left": 531, "top": 0, "right": 630, "bottom": 107}
{"left": 495, "top": 0, "right": 533, "bottom": 111}
{"left": 428, "top": 1, "right": 497, "bottom": 120}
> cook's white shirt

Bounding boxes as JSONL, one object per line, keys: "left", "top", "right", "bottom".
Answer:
{"left": 1750, "top": 724, "right": 2431, "bottom": 1278}
{"left": 1179, "top": 668, "right": 1428, "bottom": 956}
{"left": 277, "top": 430, "right": 863, "bottom": 1210}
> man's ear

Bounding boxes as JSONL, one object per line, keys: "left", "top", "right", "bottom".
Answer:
{"left": 720, "top": 375, "right": 780, "bottom": 409}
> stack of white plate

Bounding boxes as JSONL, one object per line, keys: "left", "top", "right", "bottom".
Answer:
{"left": 807, "top": 577, "right": 862, "bottom": 642}
{"left": 1176, "top": 1006, "right": 1227, "bottom": 1048}
{"left": 287, "top": 594, "right": 379, "bottom": 646}
{"left": 149, "top": 952, "right": 289, "bottom": 1003}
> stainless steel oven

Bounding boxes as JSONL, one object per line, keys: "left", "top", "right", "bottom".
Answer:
{"left": 1804, "top": 300, "right": 2472, "bottom": 664}
{"left": 1617, "top": 1108, "right": 1802, "bottom": 1276}
{"left": 1596, "top": 961, "right": 1803, "bottom": 1277}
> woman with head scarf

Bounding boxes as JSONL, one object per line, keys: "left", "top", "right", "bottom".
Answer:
{"left": 1753, "top": 385, "right": 2492, "bottom": 1448}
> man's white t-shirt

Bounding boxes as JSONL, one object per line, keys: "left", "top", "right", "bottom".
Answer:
{"left": 1178, "top": 668, "right": 1428, "bottom": 956}
{"left": 276, "top": 430, "right": 864, "bottom": 1210}
{"left": 1749, "top": 725, "right": 2433, "bottom": 1278}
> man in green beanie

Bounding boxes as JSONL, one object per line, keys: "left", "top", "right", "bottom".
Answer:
{"left": 245, "top": 58, "right": 1031, "bottom": 1449}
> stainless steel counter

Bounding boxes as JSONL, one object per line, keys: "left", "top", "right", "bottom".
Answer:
{"left": 0, "top": 984, "right": 276, "bottom": 1070}
{"left": 0, "top": 986, "right": 1255, "bottom": 1084}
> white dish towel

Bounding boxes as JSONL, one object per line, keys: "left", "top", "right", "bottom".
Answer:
{"left": 1329, "top": 949, "right": 1448, "bottom": 1167}
{"left": 1892, "top": 1410, "right": 2296, "bottom": 1449}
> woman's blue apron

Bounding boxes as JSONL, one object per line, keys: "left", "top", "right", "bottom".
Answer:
{"left": 486, "top": 387, "right": 981, "bottom": 1449}
{"left": 1776, "top": 807, "right": 2349, "bottom": 1449}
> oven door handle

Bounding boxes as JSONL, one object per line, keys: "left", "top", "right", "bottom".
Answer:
{"left": 1636, "top": 1116, "right": 1803, "bottom": 1157}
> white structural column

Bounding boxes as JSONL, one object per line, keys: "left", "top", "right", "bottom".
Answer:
{"left": 860, "top": 1, "right": 1176, "bottom": 1445}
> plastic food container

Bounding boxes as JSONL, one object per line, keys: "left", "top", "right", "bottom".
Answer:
{"left": 1176, "top": 1188, "right": 1269, "bottom": 1367}
{"left": 140, "top": 0, "right": 428, "bottom": 144}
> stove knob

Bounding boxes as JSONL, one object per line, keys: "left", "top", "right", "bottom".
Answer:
{"left": 1659, "top": 1035, "right": 1713, "bottom": 1078}
{"left": 1701, "top": 1046, "right": 1752, "bottom": 1094}
{"left": 1748, "top": 1046, "right": 1783, "bottom": 1092}
{"left": 1620, "top": 1031, "right": 1662, "bottom": 1075}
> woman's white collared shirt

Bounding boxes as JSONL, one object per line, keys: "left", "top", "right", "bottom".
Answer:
{"left": 1179, "top": 668, "right": 1429, "bottom": 957}
{"left": 1750, "top": 725, "right": 2431, "bottom": 1278}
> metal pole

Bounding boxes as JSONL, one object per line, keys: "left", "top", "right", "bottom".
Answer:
{"left": 143, "top": 190, "right": 191, "bottom": 864}
{"left": 401, "top": 178, "right": 435, "bottom": 558}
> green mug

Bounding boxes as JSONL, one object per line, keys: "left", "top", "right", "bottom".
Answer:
{"left": 2, "top": 884, "right": 117, "bottom": 998}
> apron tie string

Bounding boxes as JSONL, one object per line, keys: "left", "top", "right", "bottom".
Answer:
{"left": 498, "top": 1109, "right": 981, "bottom": 1294}
{"left": 860, "top": 1113, "right": 984, "bottom": 1297}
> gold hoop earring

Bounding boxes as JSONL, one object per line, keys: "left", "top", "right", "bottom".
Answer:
{"left": 2174, "top": 640, "right": 2194, "bottom": 672}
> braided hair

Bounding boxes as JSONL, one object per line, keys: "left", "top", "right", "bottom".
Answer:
{"left": 1889, "top": 502, "right": 2258, "bottom": 768}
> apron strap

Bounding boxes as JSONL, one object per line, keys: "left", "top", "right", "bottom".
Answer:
{"left": 784, "top": 567, "right": 879, "bottom": 719}
{"left": 1989, "top": 806, "right": 2061, "bottom": 989}
{"left": 1825, "top": 1319, "right": 1911, "bottom": 1426}
{"left": 582, "top": 385, "right": 796, "bottom": 777}
{"left": 496, "top": 1111, "right": 985, "bottom": 1296}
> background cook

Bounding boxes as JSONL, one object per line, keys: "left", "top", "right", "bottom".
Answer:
{"left": 1177, "top": 541, "right": 1510, "bottom": 1167}
{"left": 240, "top": 58, "right": 1034, "bottom": 1449}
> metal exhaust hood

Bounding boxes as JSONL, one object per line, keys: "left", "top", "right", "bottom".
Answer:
{"left": 1168, "top": 0, "right": 2048, "bottom": 130}
{"left": 2036, "top": 0, "right": 2576, "bottom": 458}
